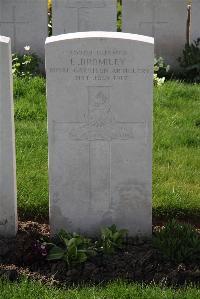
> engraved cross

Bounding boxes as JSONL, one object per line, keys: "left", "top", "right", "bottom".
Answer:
{"left": 0, "top": 5, "right": 29, "bottom": 51}
{"left": 65, "top": 0, "right": 106, "bottom": 31}
{"left": 139, "top": 20, "right": 168, "bottom": 36}
{"left": 139, "top": 3, "right": 168, "bottom": 36}
{"left": 55, "top": 86, "right": 146, "bottom": 209}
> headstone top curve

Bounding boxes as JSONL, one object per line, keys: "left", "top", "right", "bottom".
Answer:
{"left": 0, "top": 35, "right": 10, "bottom": 44}
{"left": 46, "top": 32, "right": 154, "bottom": 45}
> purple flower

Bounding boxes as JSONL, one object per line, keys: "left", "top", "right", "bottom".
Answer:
{"left": 32, "top": 240, "right": 47, "bottom": 257}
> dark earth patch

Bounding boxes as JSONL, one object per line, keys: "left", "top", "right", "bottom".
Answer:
{"left": 0, "top": 221, "right": 199, "bottom": 287}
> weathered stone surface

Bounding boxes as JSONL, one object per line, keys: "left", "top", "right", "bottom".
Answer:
{"left": 52, "top": 0, "right": 117, "bottom": 35}
{"left": 46, "top": 32, "right": 153, "bottom": 237}
{"left": 0, "top": 36, "right": 17, "bottom": 237}
{"left": 0, "top": 0, "right": 48, "bottom": 61}
{"left": 122, "top": 0, "right": 188, "bottom": 68}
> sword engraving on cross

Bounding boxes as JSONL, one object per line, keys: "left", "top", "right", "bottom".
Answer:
{"left": 54, "top": 86, "right": 147, "bottom": 210}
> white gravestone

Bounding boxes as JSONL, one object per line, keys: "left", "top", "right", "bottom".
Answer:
{"left": 191, "top": 0, "right": 200, "bottom": 43}
{"left": 52, "top": 0, "right": 117, "bottom": 35}
{"left": 122, "top": 0, "right": 188, "bottom": 68}
{"left": 46, "top": 32, "right": 153, "bottom": 236}
{"left": 0, "top": 36, "right": 17, "bottom": 237}
{"left": 0, "top": 0, "right": 48, "bottom": 61}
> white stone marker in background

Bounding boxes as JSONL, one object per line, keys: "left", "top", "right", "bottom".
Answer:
{"left": 52, "top": 0, "right": 117, "bottom": 35}
{"left": 0, "top": 36, "right": 17, "bottom": 237}
{"left": 191, "top": 0, "right": 200, "bottom": 43}
{"left": 0, "top": 0, "right": 48, "bottom": 62}
{"left": 46, "top": 32, "right": 153, "bottom": 236}
{"left": 122, "top": 0, "right": 188, "bottom": 68}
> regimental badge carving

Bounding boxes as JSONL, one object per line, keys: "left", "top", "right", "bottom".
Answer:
{"left": 69, "top": 86, "right": 135, "bottom": 141}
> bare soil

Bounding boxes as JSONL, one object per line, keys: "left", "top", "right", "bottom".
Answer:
{"left": 0, "top": 221, "right": 199, "bottom": 287}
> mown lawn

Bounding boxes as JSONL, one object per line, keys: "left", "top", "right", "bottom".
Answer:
{"left": 153, "top": 81, "right": 200, "bottom": 218}
{"left": 14, "top": 77, "right": 200, "bottom": 220}
{"left": 0, "top": 279, "right": 199, "bottom": 299}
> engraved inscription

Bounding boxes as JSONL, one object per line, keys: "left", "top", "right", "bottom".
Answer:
{"left": 49, "top": 48, "right": 152, "bottom": 81}
{"left": 69, "top": 87, "right": 135, "bottom": 141}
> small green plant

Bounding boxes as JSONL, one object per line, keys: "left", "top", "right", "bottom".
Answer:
{"left": 100, "top": 224, "right": 128, "bottom": 255}
{"left": 47, "top": 229, "right": 95, "bottom": 268}
{"left": 154, "top": 57, "right": 170, "bottom": 86}
{"left": 153, "top": 219, "right": 200, "bottom": 264}
{"left": 178, "top": 38, "right": 200, "bottom": 82}
{"left": 47, "top": 225, "right": 129, "bottom": 266}
{"left": 12, "top": 46, "right": 41, "bottom": 78}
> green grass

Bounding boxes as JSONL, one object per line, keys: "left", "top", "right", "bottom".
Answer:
{"left": 14, "top": 78, "right": 200, "bottom": 220}
{"left": 0, "top": 279, "right": 199, "bottom": 299}
{"left": 14, "top": 77, "right": 48, "bottom": 219}
{"left": 153, "top": 81, "right": 200, "bottom": 218}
